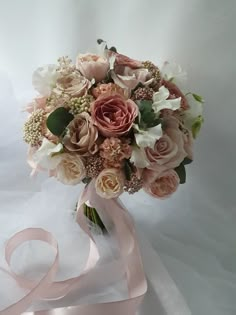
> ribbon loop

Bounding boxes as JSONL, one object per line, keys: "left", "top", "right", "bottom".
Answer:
{"left": 0, "top": 181, "right": 147, "bottom": 315}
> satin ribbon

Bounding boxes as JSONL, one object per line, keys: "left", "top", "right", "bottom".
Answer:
{"left": 0, "top": 181, "right": 147, "bottom": 315}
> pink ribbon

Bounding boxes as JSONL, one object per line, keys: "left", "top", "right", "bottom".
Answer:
{"left": 0, "top": 181, "right": 147, "bottom": 315}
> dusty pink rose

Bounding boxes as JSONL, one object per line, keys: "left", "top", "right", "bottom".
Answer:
{"left": 109, "top": 51, "right": 143, "bottom": 69}
{"left": 63, "top": 112, "right": 98, "bottom": 156}
{"left": 145, "top": 117, "right": 187, "bottom": 171}
{"left": 143, "top": 169, "right": 180, "bottom": 199}
{"left": 162, "top": 80, "right": 189, "bottom": 110}
{"left": 91, "top": 94, "right": 138, "bottom": 137}
{"left": 111, "top": 66, "right": 152, "bottom": 91}
{"left": 95, "top": 168, "right": 124, "bottom": 199}
{"left": 76, "top": 53, "right": 109, "bottom": 82}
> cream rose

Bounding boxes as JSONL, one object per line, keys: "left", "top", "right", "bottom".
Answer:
{"left": 56, "top": 153, "right": 86, "bottom": 185}
{"left": 76, "top": 53, "right": 109, "bottom": 82}
{"left": 143, "top": 169, "right": 180, "bottom": 199}
{"left": 95, "top": 168, "right": 124, "bottom": 199}
{"left": 63, "top": 112, "right": 98, "bottom": 156}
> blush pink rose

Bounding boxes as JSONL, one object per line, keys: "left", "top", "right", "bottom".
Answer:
{"left": 91, "top": 94, "right": 138, "bottom": 137}
{"left": 162, "top": 80, "right": 189, "bottom": 110}
{"left": 143, "top": 169, "right": 180, "bottom": 199}
{"left": 111, "top": 66, "right": 152, "bottom": 91}
{"left": 145, "top": 117, "right": 187, "bottom": 171}
{"left": 76, "top": 53, "right": 109, "bottom": 82}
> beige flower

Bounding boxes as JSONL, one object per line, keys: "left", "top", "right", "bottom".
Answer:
{"left": 56, "top": 72, "right": 91, "bottom": 97}
{"left": 63, "top": 112, "right": 98, "bottom": 156}
{"left": 95, "top": 168, "right": 124, "bottom": 199}
{"left": 76, "top": 53, "right": 109, "bottom": 82}
{"left": 56, "top": 153, "right": 86, "bottom": 185}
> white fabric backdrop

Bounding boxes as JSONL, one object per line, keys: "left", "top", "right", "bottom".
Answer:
{"left": 0, "top": 0, "right": 236, "bottom": 314}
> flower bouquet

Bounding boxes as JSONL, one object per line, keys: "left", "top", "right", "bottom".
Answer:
{"left": 23, "top": 39, "right": 204, "bottom": 231}
{"left": 0, "top": 40, "right": 205, "bottom": 315}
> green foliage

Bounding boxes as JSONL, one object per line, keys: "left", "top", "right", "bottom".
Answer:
{"left": 174, "top": 162, "right": 186, "bottom": 184}
{"left": 46, "top": 107, "right": 74, "bottom": 136}
{"left": 136, "top": 100, "right": 161, "bottom": 129}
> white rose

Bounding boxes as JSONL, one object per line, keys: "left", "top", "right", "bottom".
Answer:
{"left": 56, "top": 153, "right": 86, "bottom": 185}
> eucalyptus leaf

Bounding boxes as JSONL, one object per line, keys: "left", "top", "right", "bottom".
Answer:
{"left": 174, "top": 163, "right": 186, "bottom": 184}
{"left": 46, "top": 107, "right": 74, "bottom": 136}
{"left": 182, "top": 157, "right": 193, "bottom": 165}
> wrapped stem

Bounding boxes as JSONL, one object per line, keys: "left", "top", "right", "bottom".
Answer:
{"left": 83, "top": 203, "right": 107, "bottom": 232}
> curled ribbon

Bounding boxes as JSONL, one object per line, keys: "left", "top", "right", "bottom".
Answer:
{"left": 0, "top": 181, "right": 147, "bottom": 315}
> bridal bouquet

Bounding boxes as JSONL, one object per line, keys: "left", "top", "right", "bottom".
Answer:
{"left": 23, "top": 40, "right": 204, "bottom": 226}
{"left": 1, "top": 40, "right": 204, "bottom": 315}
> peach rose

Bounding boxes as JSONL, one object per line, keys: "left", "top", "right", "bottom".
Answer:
{"left": 91, "top": 94, "right": 138, "bottom": 137}
{"left": 63, "top": 112, "right": 98, "bottom": 156}
{"left": 56, "top": 153, "right": 86, "bottom": 185}
{"left": 76, "top": 53, "right": 109, "bottom": 82}
{"left": 145, "top": 117, "right": 187, "bottom": 171}
{"left": 162, "top": 80, "right": 189, "bottom": 110}
{"left": 143, "top": 169, "right": 180, "bottom": 199}
{"left": 95, "top": 168, "right": 124, "bottom": 199}
{"left": 111, "top": 66, "right": 152, "bottom": 90}
{"left": 92, "top": 83, "right": 128, "bottom": 99}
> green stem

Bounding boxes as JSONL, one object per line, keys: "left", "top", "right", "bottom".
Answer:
{"left": 83, "top": 204, "right": 107, "bottom": 233}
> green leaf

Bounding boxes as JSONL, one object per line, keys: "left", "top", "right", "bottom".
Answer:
{"left": 46, "top": 107, "right": 74, "bottom": 136}
{"left": 142, "top": 111, "right": 155, "bottom": 123}
{"left": 182, "top": 157, "right": 193, "bottom": 165}
{"left": 192, "top": 115, "right": 204, "bottom": 139}
{"left": 109, "top": 46, "right": 117, "bottom": 53}
{"left": 124, "top": 159, "right": 132, "bottom": 181}
{"left": 174, "top": 163, "right": 186, "bottom": 184}
{"left": 146, "top": 118, "right": 162, "bottom": 128}
{"left": 192, "top": 93, "right": 204, "bottom": 103}
{"left": 136, "top": 100, "right": 153, "bottom": 112}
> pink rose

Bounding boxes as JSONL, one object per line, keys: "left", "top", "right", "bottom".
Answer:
{"left": 111, "top": 66, "right": 152, "bottom": 91}
{"left": 109, "top": 51, "right": 143, "bottom": 69}
{"left": 95, "top": 168, "right": 124, "bottom": 199}
{"left": 145, "top": 117, "right": 187, "bottom": 171}
{"left": 76, "top": 53, "right": 109, "bottom": 82}
{"left": 143, "top": 169, "right": 180, "bottom": 199}
{"left": 162, "top": 80, "right": 189, "bottom": 110}
{"left": 91, "top": 94, "right": 138, "bottom": 137}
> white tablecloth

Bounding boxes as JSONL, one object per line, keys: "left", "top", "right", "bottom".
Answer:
{"left": 0, "top": 1, "right": 235, "bottom": 314}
